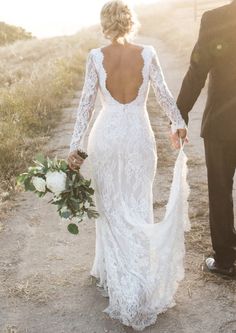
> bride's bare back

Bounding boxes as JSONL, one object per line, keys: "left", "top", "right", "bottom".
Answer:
{"left": 101, "top": 43, "right": 144, "bottom": 105}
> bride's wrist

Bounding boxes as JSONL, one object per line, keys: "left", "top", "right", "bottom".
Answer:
{"left": 77, "top": 148, "right": 88, "bottom": 160}
{"left": 171, "top": 124, "right": 188, "bottom": 134}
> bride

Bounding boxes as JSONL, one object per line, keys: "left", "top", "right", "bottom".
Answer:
{"left": 68, "top": 1, "right": 189, "bottom": 331}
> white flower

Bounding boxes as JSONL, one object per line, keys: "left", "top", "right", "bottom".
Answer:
{"left": 46, "top": 171, "right": 67, "bottom": 196}
{"left": 84, "top": 201, "right": 90, "bottom": 209}
{"left": 32, "top": 176, "right": 46, "bottom": 192}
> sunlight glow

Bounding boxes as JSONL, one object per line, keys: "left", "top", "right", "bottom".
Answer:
{"left": 0, "top": 0, "right": 162, "bottom": 38}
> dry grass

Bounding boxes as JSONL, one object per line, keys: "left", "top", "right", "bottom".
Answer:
{"left": 5, "top": 273, "right": 73, "bottom": 304}
{"left": 0, "top": 27, "right": 100, "bottom": 192}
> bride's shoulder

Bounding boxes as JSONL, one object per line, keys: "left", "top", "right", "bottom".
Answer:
{"left": 88, "top": 47, "right": 101, "bottom": 55}
{"left": 144, "top": 44, "right": 157, "bottom": 54}
{"left": 136, "top": 44, "right": 157, "bottom": 56}
{"left": 86, "top": 48, "right": 102, "bottom": 62}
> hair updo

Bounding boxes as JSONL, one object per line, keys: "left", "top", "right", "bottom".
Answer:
{"left": 100, "top": 1, "right": 139, "bottom": 42}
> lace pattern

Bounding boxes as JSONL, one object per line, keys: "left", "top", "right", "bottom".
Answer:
{"left": 149, "top": 46, "right": 186, "bottom": 133}
{"left": 69, "top": 50, "right": 98, "bottom": 152}
{"left": 70, "top": 45, "right": 186, "bottom": 152}
{"left": 69, "top": 45, "right": 190, "bottom": 331}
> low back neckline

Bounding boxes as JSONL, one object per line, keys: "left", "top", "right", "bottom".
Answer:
{"left": 98, "top": 46, "right": 147, "bottom": 107}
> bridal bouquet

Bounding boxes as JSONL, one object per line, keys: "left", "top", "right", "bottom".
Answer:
{"left": 17, "top": 153, "right": 99, "bottom": 235}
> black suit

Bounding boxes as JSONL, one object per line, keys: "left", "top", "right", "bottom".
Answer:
{"left": 177, "top": 1, "right": 236, "bottom": 267}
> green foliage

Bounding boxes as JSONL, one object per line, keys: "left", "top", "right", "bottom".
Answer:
{"left": 0, "top": 22, "right": 33, "bottom": 46}
{"left": 67, "top": 223, "right": 79, "bottom": 235}
{"left": 17, "top": 154, "right": 99, "bottom": 235}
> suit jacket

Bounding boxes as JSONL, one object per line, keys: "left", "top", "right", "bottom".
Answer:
{"left": 177, "top": 1, "right": 236, "bottom": 141}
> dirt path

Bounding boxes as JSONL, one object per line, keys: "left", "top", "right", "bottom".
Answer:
{"left": 0, "top": 36, "right": 235, "bottom": 333}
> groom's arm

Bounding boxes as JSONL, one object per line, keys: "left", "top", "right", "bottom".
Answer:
{"left": 176, "top": 12, "right": 212, "bottom": 124}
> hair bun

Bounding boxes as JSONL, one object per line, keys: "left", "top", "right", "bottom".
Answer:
{"left": 100, "top": 1, "right": 139, "bottom": 41}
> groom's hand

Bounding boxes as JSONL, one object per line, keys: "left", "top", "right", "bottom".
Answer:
{"left": 170, "top": 129, "right": 188, "bottom": 149}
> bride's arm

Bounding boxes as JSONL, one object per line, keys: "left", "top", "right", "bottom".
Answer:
{"left": 69, "top": 50, "right": 98, "bottom": 154}
{"left": 68, "top": 50, "right": 98, "bottom": 170}
{"left": 149, "top": 47, "right": 187, "bottom": 135}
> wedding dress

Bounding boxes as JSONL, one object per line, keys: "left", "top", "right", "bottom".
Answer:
{"left": 69, "top": 44, "right": 190, "bottom": 331}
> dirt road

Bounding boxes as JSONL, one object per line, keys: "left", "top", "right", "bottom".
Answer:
{"left": 0, "top": 36, "right": 235, "bottom": 333}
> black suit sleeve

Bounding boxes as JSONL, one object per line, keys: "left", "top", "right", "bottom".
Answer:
{"left": 176, "top": 12, "right": 212, "bottom": 124}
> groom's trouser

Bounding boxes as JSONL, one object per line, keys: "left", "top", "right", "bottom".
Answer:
{"left": 204, "top": 138, "right": 236, "bottom": 268}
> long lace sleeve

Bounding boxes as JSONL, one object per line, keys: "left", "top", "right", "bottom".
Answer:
{"left": 149, "top": 47, "right": 186, "bottom": 133}
{"left": 69, "top": 50, "right": 98, "bottom": 153}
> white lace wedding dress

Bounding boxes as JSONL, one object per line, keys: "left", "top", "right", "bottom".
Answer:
{"left": 69, "top": 44, "right": 190, "bottom": 331}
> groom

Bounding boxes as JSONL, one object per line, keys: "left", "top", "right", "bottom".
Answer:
{"left": 175, "top": 1, "right": 236, "bottom": 277}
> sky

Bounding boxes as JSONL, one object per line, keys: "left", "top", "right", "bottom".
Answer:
{"left": 0, "top": 0, "right": 160, "bottom": 38}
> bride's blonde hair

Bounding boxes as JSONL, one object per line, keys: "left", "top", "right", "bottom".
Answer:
{"left": 100, "top": 1, "right": 139, "bottom": 42}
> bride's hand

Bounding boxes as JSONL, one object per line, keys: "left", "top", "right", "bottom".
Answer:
{"left": 68, "top": 151, "right": 84, "bottom": 171}
{"left": 170, "top": 128, "right": 188, "bottom": 149}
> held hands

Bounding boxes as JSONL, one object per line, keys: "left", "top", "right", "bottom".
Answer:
{"left": 68, "top": 151, "right": 85, "bottom": 171}
{"left": 170, "top": 128, "right": 188, "bottom": 149}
